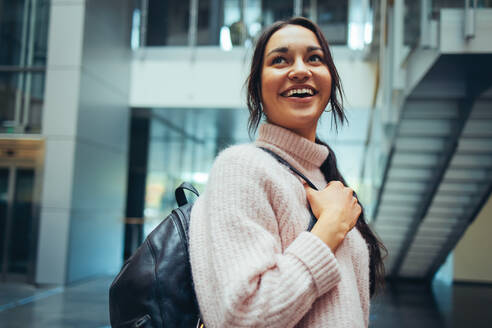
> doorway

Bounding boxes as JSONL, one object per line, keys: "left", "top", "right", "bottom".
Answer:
{"left": 0, "top": 138, "right": 43, "bottom": 283}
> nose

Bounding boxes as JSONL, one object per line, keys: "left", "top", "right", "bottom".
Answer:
{"left": 288, "top": 58, "right": 312, "bottom": 82}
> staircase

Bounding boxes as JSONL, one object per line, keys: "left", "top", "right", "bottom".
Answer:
{"left": 365, "top": 3, "right": 492, "bottom": 280}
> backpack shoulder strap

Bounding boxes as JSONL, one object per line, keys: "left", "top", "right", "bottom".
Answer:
{"left": 175, "top": 182, "right": 200, "bottom": 207}
{"left": 258, "top": 147, "right": 318, "bottom": 231}
{"left": 259, "top": 147, "right": 318, "bottom": 191}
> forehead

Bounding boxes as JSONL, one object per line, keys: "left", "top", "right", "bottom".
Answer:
{"left": 265, "top": 25, "right": 321, "bottom": 53}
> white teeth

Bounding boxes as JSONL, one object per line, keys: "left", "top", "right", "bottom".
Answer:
{"left": 285, "top": 88, "right": 314, "bottom": 96}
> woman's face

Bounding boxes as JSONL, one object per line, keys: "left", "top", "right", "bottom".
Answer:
{"left": 261, "top": 25, "right": 332, "bottom": 141}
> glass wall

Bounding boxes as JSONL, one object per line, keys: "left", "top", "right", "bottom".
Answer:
{"left": 142, "top": 108, "right": 249, "bottom": 236}
{"left": 142, "top": 0, "right": 351, "bottom": 48}
{"left": 0, "top": 0, "right": 49, "bottom": 134}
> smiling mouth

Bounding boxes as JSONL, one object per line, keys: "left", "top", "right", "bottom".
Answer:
{"left": 281, "top": 88, "right": 318, "bottom": 98}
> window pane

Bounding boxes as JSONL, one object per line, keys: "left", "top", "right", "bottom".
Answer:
{"left": 0, "top": 0, "right": 29, "bottom": 66}
{"left": 146, "top": 0, "right": 190, "bottom": 46}
{"left": 0, "top": 0, "right": 50, "bottom": 66}
{"left": 0, "top": 71, "right": 45, "bottom": 134}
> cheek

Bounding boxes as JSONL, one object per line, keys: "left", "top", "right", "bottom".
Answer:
{"left": 261, "top": 71, "right": 279, "bottom": 103}
{"left": 316, "top": 69, "right": 332, "bottom": 101}
{"left": 320, "top": 68, "right": 332, "bottom": 91}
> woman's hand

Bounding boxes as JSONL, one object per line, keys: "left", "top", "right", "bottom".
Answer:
{"left": 304, "top": 181, "right": 361, "bottom": 252}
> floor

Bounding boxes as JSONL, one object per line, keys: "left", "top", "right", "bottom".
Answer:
{"left": 0, "top": 277, "right": 491, "bottom": 327}
{"left": 0, "top": 277, "right": 111, "bottom": 328}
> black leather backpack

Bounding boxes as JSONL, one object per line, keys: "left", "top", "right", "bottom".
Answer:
{"left": 108, "top": 148, "right": 318, "bottom": 328}
{"left": 109, "top": 182, "right": 202, "bottom": 328}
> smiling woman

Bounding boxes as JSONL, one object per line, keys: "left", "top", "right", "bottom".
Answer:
{"left": 189, "top": 17, "right": 385, "bottom": 328}
{"left": 260, "top": 25, "right": 332, "bottom": 141}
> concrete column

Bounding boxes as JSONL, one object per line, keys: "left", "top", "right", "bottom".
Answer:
{"left": 36, "top": 0, "right": 132, "bottom": 284}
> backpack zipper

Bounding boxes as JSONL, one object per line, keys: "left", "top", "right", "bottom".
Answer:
{"left": 134, "top": 314, "right": 151, "bottom": 327}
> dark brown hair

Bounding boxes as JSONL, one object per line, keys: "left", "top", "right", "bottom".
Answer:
{"left": 246, "top": 17, "right": 386, "bottom": 296}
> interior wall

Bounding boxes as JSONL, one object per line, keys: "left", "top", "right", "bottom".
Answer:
{"left": 130, "top": 47, "right": 376, "bottom": 110}
{"left": 453, "top": 194, "right": 492, "bottom": 283}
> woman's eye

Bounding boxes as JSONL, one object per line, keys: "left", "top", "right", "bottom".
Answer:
{"left": 309, "top": 55, "right": 323, "bottom": 63}
{"left": 271, "top": 56, "right": 286, "bottom": 65}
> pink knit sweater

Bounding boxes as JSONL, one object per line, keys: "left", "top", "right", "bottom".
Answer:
{"left": 189, "top": 123, "right": 370, "bottom": 327}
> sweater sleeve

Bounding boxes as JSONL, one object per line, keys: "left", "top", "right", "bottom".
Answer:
{"left": 189, "top": 146, "right": 342, "bottom": 328}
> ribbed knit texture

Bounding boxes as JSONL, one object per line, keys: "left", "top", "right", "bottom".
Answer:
{"left": 189, "top": 123, "right": 370, "bottom": 327}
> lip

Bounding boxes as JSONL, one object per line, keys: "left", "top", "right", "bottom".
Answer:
{"left": 282, "top": 95, "right": 315, "bottom": 103}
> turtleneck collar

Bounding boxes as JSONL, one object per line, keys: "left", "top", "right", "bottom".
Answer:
{"left": 255, "top": 123, "right": 329, "bottom": 168}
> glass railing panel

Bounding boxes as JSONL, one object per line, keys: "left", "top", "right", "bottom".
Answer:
{"left": 478, "top": 0, "right": 492, "bottom": 7}
{"left": 197, "top": 0, "right": 217, "bottom": 46}
{"left": 261, "top": 0, "right": 294, "bottom": 26}
{"left": 0, "top": 71, "right": 45, "bottom": 134}
{"left": 146, "top": 0, "right": 190, "bottom": 46}
{"left": 431, "top": 0, "right": 492, "bottom": 15}
{"left": 433, "top": 0, "right": 469, "bottom": 12}
{"left": 316, "top": 1, "right": 349, "bottom": 45}
{"left": 197, "top": 0, "right": 250, "bottom": 46}
{"left": 140, "top": 0, "right": 353, "bottom": 48}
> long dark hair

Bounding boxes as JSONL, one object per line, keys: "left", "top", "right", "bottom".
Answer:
{"left": 245, "top": 17, "right": 386, "bottom": 296}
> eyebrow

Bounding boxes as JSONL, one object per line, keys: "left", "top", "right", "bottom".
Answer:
{"left": 266, "top": 45, "right": 323, "bottom": 57}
